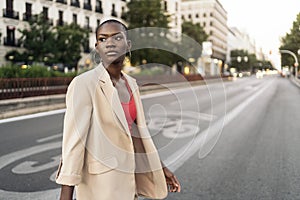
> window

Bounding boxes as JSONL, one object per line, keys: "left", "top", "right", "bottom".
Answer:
{"left": 96, "top": 0, "right": 103, "bottom": 13}
{"left": 121, "top": 6, "right": 126, "bottom": 19}
{"left": 175, "top": 2, "right": 178, "bottom": 11}
{"left": 4, "top": 26, "right": 16, "bottom": 46}
{"left": 111, "top": 4, "right": 117, "bottom": 17}
{"left": 203, "top": 13, "right": 206, "bottom": 17}
{"left": 97, "top": 19, "right": 100, "bottom": 26}
{"left": 210, "top": 12, "right": 213, "bottom": 17}
{"left": 210, "top": 21, "right": 213, "bottom": 26}
{"left": 43, "top": 7, "right": 48, "bottom": 19}
{"left": 85, "top": 16, "right": 90, "bottom": 28}
{"left": 195, "top": 14, "right": 199, "bottom": 18}
{"left": 6, "top": 0, "right": 13, "bottom": 11}
{"left": 73, "top": 14, "right": 77, "bottom": 25}
{"left": 84, "top": 0, "right": 92, "bottom": 10}
{"left": 71, "top": 0, "right": 80, "bottom": 8}
{"left": 58, "top": 10, "right": 63, "bottom": 26}
{"left": 23, "top": 3, "right": 32, "bottom": 21}
{"left": 188, "top": 14, "right": 191, "bottom": 19}
{"left": 164, "top": 1, "right": 167, "bottom": 11}
{"left": 4, "top": 0, "right": 19, "bottom": 19}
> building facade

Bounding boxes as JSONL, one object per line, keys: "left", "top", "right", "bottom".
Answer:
{"left": 181, "top": 0, "right": 228, "bottom": 76}
{"left": 0, "top": 0, "right": 127, "bottom": 66}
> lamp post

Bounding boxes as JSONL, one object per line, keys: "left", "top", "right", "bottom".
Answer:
{"left": 280, "top": 49, "right": 299, "bottom": 79}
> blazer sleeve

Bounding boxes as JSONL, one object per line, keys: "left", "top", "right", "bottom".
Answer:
{"left": 56, "top": 76, "right": 93, "bottom": 186}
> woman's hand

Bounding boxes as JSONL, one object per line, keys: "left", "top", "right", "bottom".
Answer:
{"left": 59, "top": 185, "right": 74, "bottom": 200}
{"left": 163, "top": 167, "right": 181, "bottom": 193}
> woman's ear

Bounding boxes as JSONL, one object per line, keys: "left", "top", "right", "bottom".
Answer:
{"left": 127, "top": 40, "right": 132, "bottom": 50}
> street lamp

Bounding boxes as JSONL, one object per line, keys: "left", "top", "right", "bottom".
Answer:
{"left": 280, "top": 49, "right": 299, "bottom": 79}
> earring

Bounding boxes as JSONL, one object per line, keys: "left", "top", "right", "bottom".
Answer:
{"left": 92, "top": 49, "right": 101, "bottom": 65}
{"left": 128, "top": 50, "right": 132, "bottom": 60}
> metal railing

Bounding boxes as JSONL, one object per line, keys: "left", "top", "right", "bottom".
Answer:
{"left": 0, "top": 77, "right": 73, "bottom": 100}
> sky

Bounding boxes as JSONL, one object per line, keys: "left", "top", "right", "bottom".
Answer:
{"left": 219, "top": 0, "right": 300, "bottom": 67}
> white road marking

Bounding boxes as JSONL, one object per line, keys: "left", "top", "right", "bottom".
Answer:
{"left": 12, "top": 155, "right": 60, "bottom": 174}
{"left": 36, "top": 133, "right": 63, "bottom": 143}
{"left": 164, "top": 80, "right": 274, "bottom": 172}
{"left": 0, "top": 109, "right": 66, "bottom": 124}
{"left": 0, "top": 83, "right": 208, "bottom": 124}
{"left": 0, "top": 142, "right": 62, "bottom": 199}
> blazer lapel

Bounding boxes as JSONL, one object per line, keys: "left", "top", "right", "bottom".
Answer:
{"left": 96, "top": 64, "right": 131, "bottom": 136}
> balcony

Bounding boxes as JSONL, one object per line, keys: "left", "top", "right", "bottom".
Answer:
{"left": 23, "top": 13, "right": 32, "bottom": 21}
{"left": 56, "top": 0, "right": 67, "bottom": 4}
{"left": 3, "top": 9, "right": 19, "bottom": 20}
{"left": 71, "top": 1, "right": 80, "bottom": 8}
{"left": 83, "top": 3, "right": 92, "bottom": 11}
{"left": 95, "top": 6, "right": 103, "bottom": 13}
{"left": 4, "top": 37, "right": 20, "bottom": 47}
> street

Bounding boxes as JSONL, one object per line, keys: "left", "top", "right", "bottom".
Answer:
{"left": 1, "top": 75, "right": 300, "bottom": 199}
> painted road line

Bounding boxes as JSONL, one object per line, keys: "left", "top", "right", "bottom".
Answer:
{"left": 36, "top": 133, "right": 63, "bottom": 143}
{"left": 164, "top": 79, "right": 274, "bottom": 172}
{"left": 0, "top": 82, "right": 209, "bottom": 124}
{"left": 0, "top": 109, "right": 66, "bottom": 124}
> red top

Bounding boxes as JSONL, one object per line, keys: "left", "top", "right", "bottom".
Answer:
{"left": 121, "top": 76, "right": 137, "bottom": 134}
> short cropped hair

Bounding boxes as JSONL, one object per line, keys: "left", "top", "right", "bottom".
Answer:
{"left": 95, "top": 19, "right": 128, "bottom": 39}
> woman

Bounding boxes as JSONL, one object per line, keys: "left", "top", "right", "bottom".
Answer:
{"left": 56, "top": 19, "right": 181, "bottom": 200}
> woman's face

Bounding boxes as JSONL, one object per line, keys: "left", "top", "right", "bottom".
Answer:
{"left": 95, "top": 23, "right": 130, "bottom": 66}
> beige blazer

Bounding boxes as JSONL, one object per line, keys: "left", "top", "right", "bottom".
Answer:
{"left": 56, "top": 64, "right": 168, "bottom": 200}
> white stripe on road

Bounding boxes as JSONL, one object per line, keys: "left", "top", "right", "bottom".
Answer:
{"left": 0, "top": 142, "right": 62, "bottom": 199}
{"left": 36, "top": 133, "right": 63, "bottom": 143}
{"left": 0, "top": 83, "right": 207, "bottom": 124}
{"left": 0, "top": 109, "right": 66, "bottom": 124}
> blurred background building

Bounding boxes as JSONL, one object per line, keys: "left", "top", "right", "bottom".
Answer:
{"left": 0, "top": 0, "right": 259, "bottom": 76}
{"left": 181, "top": 0, "right": 228, "bottom": 76}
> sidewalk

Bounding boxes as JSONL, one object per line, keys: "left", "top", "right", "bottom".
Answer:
{"left": 0, "top": 79, "right": 227, "bottom": 119}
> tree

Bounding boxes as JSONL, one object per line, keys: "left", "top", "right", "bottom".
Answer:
{"left": 230, "top": 49, "right": 249, "bottom": 71}
{"left": 7, "top": 13, "right": 89, "bottom": 69}
{"left": 280, "top": 12, "right": 300, "bottom": 67}
{"left": 182, "top": 21, "right": 208, "bottom": 45}
{"left": 18, "top": 13, "right": 55, "bottom": 63}
{"left": 125, "top": 0, "right": 170, "bottom": 29}
{"left": 124, "top": 0, "right": 174, "bottom": 66}
{"left": 53, "top": 23, "right": 89, "bottom": 68}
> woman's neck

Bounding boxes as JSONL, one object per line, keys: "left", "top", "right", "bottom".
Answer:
{"left": 105, "top": 62, "right": 123, "bottom": 80}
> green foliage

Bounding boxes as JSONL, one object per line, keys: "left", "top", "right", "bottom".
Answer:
{"left": 279, "top": 12, "right": 300, "bottom": 67}
{"left": 53, "top": 23, "right": 89, "bottom": 68}
{"left": 0, "top": 65, "right": 76, "bottom": 78}
{"left": 230, "top": 49, "right": 250, "bottom": 71}
{"left": 18, "top": 13, "right": 55, "bottom": 63}
{"left": 182, "top": 21, "right": 208, "bottom": 45}
{"left": 7, "top": 13, "right": 89, "bottom": 68}
{"left": 125, "top": 0, "right": 170, "bottom": 29}
{"left": 230, "top": 49, "right": 273, "bottom": 72}
{"left": 124, "top": 0, "right": 179, "bottom": 66}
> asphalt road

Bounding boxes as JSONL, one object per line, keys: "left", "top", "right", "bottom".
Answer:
{"left": 0, "top": 75, "right": 299, "bottom": 200}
